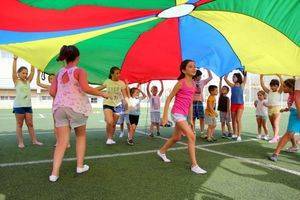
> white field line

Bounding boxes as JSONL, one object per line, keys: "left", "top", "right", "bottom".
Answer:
{"left": 0, "top": 129, "right": 105, "bottom": 136}
{"left": 138, "top": 131, "right": 300, "bottom": 176}
{"left": 39, "top": 114, "right": 45, "bottom": 119}
{"left": 0, "top": 131, "right": 254, "bottom": 167}
{"left": 0, "top": 146, "right": 187, "bottom": 168}
{"left": 1, "top": 130, "right": 299, "bottom": 176}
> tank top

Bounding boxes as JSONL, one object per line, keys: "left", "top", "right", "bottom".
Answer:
{"left": 171, "top": 79, "right": 195, "bottom": 116}
{"left": 268, "top": 91, "right": 281, "bottom": 106}
{"left": 231, "top": 85, "right": 244, "bottom": 104}
{"left": 217, "top": 95, "right": 229, "bottom": 112}
{"left": 52, "top": 66, "right": 92, "bottom": 116}
{"left": 13, "top": 80, "right": 31, "bottom": 108}
{"left": 150, "top": 95, "right": 161, "bottom": 112}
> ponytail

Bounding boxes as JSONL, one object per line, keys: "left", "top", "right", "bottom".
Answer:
{"left": 56, "top": 45, "right": 80, "bottom": 63}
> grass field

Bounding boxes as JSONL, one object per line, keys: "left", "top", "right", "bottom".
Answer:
{"left": 0, "top": 107, "right": 299, "bottom": 200}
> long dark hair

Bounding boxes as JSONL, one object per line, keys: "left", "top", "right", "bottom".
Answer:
{"left": 56, "top": 45, "right": 80, "bottom": 63}
{"left": 177, "top": 59, "right": 194, "bottom": 80}
{"left": 108, "top": 66, "right": 120, "bottom": 79}
{"left": 233, "top": 73, "right": 243, "bottom": 84}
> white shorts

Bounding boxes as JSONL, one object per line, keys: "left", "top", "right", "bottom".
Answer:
{"left": 171, "top": 113, "right": 188, "bottom": 123}
{"left": 150, "top": 111, "right": 160, "bottom": 123}
{"left": 53, "top": 107, "right": 88, "bottom": 129}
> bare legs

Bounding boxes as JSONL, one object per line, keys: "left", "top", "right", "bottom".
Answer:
{"left": 15, "top": 113, "right": 42, "bottom": 148}
{"left": 159, "top": 121, "right": 198, "bottom": 167}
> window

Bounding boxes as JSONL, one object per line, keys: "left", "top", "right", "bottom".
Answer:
{"left": 9, "top": 96, "right": 15, "bottom": 100}
{"left": 91, "top": 98, "right": 98, "bottom": 103}
{"left": 41, "top": 96, "right": 51, "bottom": 100}
{"left": 0, "top": 96, "right": 8, "bottom": 100}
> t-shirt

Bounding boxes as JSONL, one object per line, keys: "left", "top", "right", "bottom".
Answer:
{"left": 150, "top": 95, "right": 160, "bottom": 112}
{"left": 268, "top": 91, "right": 281, "bottom": 106}
{"left": 103, "top": 79, "right": 126, "bottom": 107}
{"left": 255, "top": 99, "right": 268, "bottom": 116}
{"left": 128, "top": 97, "right": 143, "bottom": 116}
{"left": 193, "top": 79, "right": 210, "bottom": 102}
{"left": 205, "top": 95, "right": 216, "bottom": 117}
{"left": 217, "top": 94, "right": 229, "bottom": 112}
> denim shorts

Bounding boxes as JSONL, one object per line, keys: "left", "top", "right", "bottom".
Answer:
{"left": 13, "top": 107, "right": 33, "bottom": 114}
{"left": 103, "top": 104, "right": 123, "bottom": 115}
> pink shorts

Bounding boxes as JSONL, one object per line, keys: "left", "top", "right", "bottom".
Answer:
{"left": 231, "top": 104, "right": 244, "bottom": 113}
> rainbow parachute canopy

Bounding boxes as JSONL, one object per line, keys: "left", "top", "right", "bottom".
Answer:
{"left": 0, "top": 0, "right": 299, "bottom": 84}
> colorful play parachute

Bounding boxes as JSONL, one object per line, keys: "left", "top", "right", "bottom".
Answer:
{"left": 0, "top": 0, "right": 299, "bottom": 83}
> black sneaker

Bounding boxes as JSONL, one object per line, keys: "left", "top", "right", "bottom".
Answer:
{"left": 268, "top": 154, "right": 278, "bottom": 162}
{"left": 149, "top": 133, "right": 154, "bottom": 138}
{"left": 222, "top": 133, "right": 227, "bottom": 138}
{"left": 127, "top": 139, "right": 134, "bottom": 146}
{"left": 227, "top": 133, "right": 232, "bottom": 138}
{"left": 156, "top": 131, "right": 160, "bottom": 136}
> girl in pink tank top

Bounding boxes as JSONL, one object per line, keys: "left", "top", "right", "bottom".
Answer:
{"left": 48, "top": 45, "right": 108, "bottom": 182}
{"left": 157, "top": 60, "right": 207, "bottom": 175}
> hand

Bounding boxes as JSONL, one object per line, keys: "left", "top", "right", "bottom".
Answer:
{"left": 215, "top": 112, "right": 218, "bottom": 118}
{"left": 189, "top": 120, "right": 194, "bottom": 130}
{"left": 13, "top": 55, "right": 18, "bottom": 60}
{"left": 161, "top": 116, "right": 168, "bottom": 127}
{"left": 101, "top": 92, "right": 110, "bottom": 99}
{"left": 124, "top": 79, "right": 129, "bottom": 85}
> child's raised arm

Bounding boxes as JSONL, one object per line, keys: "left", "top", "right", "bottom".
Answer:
{"left": 36, "top": 70, "right": 50, "bottom": 90}
{"left": 242, "top": 71, "right": 247, "bottom": 87}
{"left": 158, "top": 80, "right": 164, "bottom": 97}
{"left": 260, "top": 75, "right": 269, "bottom": 93}
{"left": 27, "top": 65, "right": 35, "bottom": 83}
{"left": 277, "top": 74, "right": 284, "bottom": 93}
{"left": 204, "top": 69, "right": 213, "bottom": 84}
{"left": 219, "top": 77, "right": 222, "bottom": 94}
{"left": 139, "top": 87, "right": 147, "bottom": 100}
{"left": 224, "top": 74, "right": 235, "bottom": 87}
{"left": 12, "top": 56, "right": 18, "bottom": 84}
{"left": 146, "top": 81, "right": 151, "bottom": 98}
{"left": 162, "top": 82, "right": 181, "bottom": 126}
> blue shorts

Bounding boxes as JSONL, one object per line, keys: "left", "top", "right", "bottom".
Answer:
{"left": 13, "top": 107, "right": 33, "bottom": 114}
{"left": 287, "top": 108, "right": 300, "bottom": 135}
{"left": 103, "top": 104, "right": 123, "bottom": 115}
{"left": 193, "top": 101, "right": 204, "bottom": 119}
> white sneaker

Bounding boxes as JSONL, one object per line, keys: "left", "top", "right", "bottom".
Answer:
{"left": 191, "top": 165, "right": 207, "bottom": 174}
{"left": 157, "top": 150, "right": 171, "bottom": 163}
{"left": 106, "top": 139, "right": 116, "bottom": 145}
{"left": 119, "top": 131, "right": 124, "bottom": 138}
{"left": 257, "top": 135, "right": 262, "bottom": 139}
{"left": 76, "top": 164, "right": 89, "bottom": 174}
{"left": 232, "top": 134, "right": 238, "bottom": 139}
{"left": 263, "top": 135, "right": 269, "bottom": 140}
{"left": 236, "top": 136, "right": 242, "bottom": 142}
{"left": 49, "top": 175, "right": 59, "bottom": 182}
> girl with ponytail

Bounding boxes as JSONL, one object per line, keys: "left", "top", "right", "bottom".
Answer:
{"left": 157, "top": 59, "right": 207, "bottom": 175}
{"left": 49, "top": 45, "right": 108, "bottom": 182}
